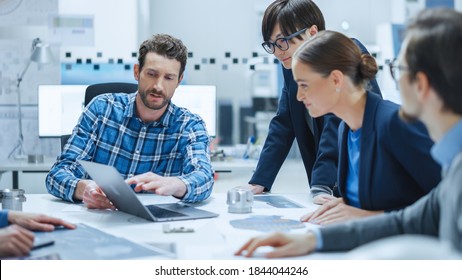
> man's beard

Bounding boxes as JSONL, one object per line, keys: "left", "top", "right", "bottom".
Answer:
{"left": 399, "top": 108, "right": 419, "bottom": 124}
{"left": 139, "top": 89, "right": 170, "bottom": 110}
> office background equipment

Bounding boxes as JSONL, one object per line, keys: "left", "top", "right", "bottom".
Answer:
{"left": 0, "top": 158, "right": 54, "bottom": 191}
{"left": 61, "top": 62, "right": 136, "bottom": 85}
{"left": 9, "top": 38, "right": 53, "bottom": 159}
{"left": 242, "top": 135, "right": 256, "bottom": 159}
{"left": 30, "top": 223, "right": 165, "bottom": 260}
{"left": 27, "top": 154, "right": 44, "bottom": 163}
{"left": 49, "top": 14, "right": 94, "bottom": 46}
{"left": 40, "top": 84, "right": 216, "bottom": 140}
{"left": 376, "top": 23, "right": 405, "bottom": 104}
{"left": 38, "top": 84, "right": 88, "bottom": 138}
{"left": 171, "top": 85, "right": 217, "bottom": 138}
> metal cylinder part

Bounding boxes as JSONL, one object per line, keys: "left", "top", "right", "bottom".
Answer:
{"left": 0, "top": 189, "right": 26, "bottom": 211}
{"left": 227, "top": 187, "right": 253, "bottom": 214}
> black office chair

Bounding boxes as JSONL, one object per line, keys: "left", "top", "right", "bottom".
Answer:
{"left": 84, "top": 82, "right": 138, "bottom": 107}
{"left": 60, "top": 82, "right": 138, "bottom": 151}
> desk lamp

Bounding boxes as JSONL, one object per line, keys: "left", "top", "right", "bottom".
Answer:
{"left": 8, "top": 38, "right": 53, "bottom": 159}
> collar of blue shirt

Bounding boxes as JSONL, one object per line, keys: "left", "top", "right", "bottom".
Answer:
{"left": 431, "top": 119, "right": 462, "bottom": 170}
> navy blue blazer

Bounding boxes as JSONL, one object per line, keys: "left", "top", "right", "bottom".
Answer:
{"left": 249, "top": 39, "right": 382, "bottom": 193}
{"left": 338, "top": 92, "right": 441, "bottom": 211}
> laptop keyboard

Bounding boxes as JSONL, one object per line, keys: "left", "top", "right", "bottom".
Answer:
{"left": 146, "top": 205, "right": 187, "bottom": 219}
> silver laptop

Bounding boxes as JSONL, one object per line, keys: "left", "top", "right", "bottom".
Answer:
{"left": 78, "top": 160, "right": 218, "bottom": 222}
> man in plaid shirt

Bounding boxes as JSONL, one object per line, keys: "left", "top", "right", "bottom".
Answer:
{"left": 46, "top": 34, "right": 213, "bottom": 209}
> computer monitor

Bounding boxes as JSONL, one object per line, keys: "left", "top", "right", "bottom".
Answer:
{"left": 38, "top": 85, "right": 87, "bottom": 137}
{"left": 172, "top": 85, "right": 217, "bottom": 138}
{"left": 38, "top": 84, "right": 217, "bottom": 138}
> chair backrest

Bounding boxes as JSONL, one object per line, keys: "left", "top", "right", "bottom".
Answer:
{"left": 84, "top": 82, "right": 138, "bottom": 106}
{"left": 60, "top": 134, "right": 71, "bottom": 151}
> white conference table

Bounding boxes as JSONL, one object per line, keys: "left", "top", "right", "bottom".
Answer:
{"left": 21, "top": 192, "right": 344, "bottom": 260}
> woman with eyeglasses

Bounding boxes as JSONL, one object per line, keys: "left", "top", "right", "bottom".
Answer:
{"left": 294, "top": 30, "right": 440, "bottom": 225}
{"left": 247, "top": 0, "right": 381, "bottom": 204}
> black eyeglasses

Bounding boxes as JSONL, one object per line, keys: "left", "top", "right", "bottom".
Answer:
{"left": 388, "top": 58, "right": 409, "bottom": 82}
{"left": 262, "top": 28, "right": 308, "bottom": 54}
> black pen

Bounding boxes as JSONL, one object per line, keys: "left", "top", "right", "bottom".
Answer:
{"left": 32, "top": 237, "right": 55, "bottom": 250}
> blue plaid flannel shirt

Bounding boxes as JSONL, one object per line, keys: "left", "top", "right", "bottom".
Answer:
{"left": 46, "top": 92, "right": 214, "bottom": 203}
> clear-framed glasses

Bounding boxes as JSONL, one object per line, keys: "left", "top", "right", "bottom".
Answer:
{"left": 388, "top": 58, "right": 409, "bottom": 82}
{"left": 261, "top": 28, "right": 308, "bottom": 54}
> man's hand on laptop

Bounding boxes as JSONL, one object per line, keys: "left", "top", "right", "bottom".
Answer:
{"left": 78, "top": 180, "right": 116, "bottom": 210}
{"left": 126, "top": 172, "right": 187, "bottom": 198}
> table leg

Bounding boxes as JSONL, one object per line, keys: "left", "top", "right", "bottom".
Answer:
{"left": 13, "top": 171, "right": 18, "bottom": 189}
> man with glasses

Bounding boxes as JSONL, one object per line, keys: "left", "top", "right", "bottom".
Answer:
{"left": 246, "top": 0, "right": 381, "bottom": 204}
{"left": 388, "top": 58, "right": 410, "bottom": 82}
{"left": 237, "top": 7, "right": 462, "bottom": 258}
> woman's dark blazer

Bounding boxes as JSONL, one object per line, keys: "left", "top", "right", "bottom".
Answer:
{"left": 337, "top": 92, "right": 441, "bottom": 211}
